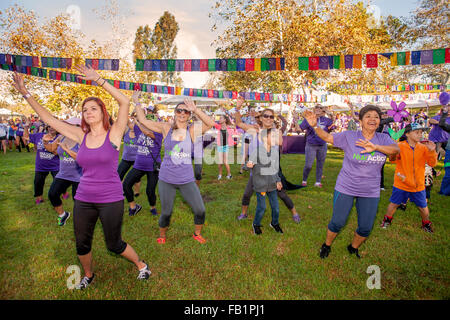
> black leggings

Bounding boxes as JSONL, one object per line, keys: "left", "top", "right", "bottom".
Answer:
{"left": 117, "top": 159, "right": 135, "bottom": 181}
{"left": 194, "top": 163, "right": 202, "bottom": 181}
{"left": 241, "top": 175, "right": 294, "bottom": 210}
{"left": 123, "top": 168, "right": 158, "bottom": 206}
{"left": 48, "top": 178, "right": 79, "bottom": 207}
{"left": 73, "top": 199, "right": 127, "bottom": 256}
{"left": 34, "top": 171, "right": 58, "bottom": 197}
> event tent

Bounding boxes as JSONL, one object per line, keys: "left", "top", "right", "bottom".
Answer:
{"left": 0, "top": 108, "right": 22, "bottom": 116}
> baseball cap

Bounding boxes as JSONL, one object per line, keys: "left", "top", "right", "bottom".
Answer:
{"left": 404, "top": 122, "right": 430, "bottom": 133}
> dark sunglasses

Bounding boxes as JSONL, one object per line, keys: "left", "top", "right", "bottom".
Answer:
{"left": 175, "top": 108, "right": 191, "bottom": 115}
{"left": 262, "top": 114, "right": 275, "bottom": 119}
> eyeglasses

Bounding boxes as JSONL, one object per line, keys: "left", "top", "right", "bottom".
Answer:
{"left": 262, "top": 114, "right": 275, "bottom": 119}
{"left": 175, "top": 109, "right": 191, "bottom": 115}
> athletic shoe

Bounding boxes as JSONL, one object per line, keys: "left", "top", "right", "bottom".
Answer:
{"left": 381, "top": 215, "right": 393, "bottom": 229}
{"left": 237, "top": 213, "right": 248, "bottom": 220}
{"left": 319, "top": 243, "right": 331, "bottom": 259}
{"left": 35, "top": 199, "right": 44, "bottom": 205}
{"left": 137, "top": 261, "right": 151, "bottom": 280}
{"left": 253, "top": 225, "right": 262, "bottom": 235}
{"left": 398, "top": 203, "right": 407, "bottom": 211}
{"left": 422, "top": 221, "right": 434, "bottom": 233}
{"left": 75, "top": 274, "right": 95, "bottom": 290}
{"left": 156, "top": 237, "right": 166, "bottom": 244}
{"left": 57, "top": 211, "right": 71, "bottom": 226}
{"left": 347, "top": 244, "right": 361, "bottom": 258}
{"left": 129, "top": 204, "right": 142, "bottom": 216}
{"left": 192, "top": 233, "right": 206, "bottom": 244}
{"left": 150, "top": 208, "right": 158, "bottom": 216}
{"left": 269, "top": 222, "right": 284, "bottom": 234}
{"left": 292, "top": 214, "right": 301, "bottom": 223}
{"left": 62, "top": 192, "right": 70, "bottom": 200}
{"left": 380, "top": 188, "right": 385, "bottom": 191}
{"left": 226, "top": 175, "right": 232, "bottom": 180}
{"left": 314, "top": 182, "right": 323, "bottom": 188}
{"left": 217, "top": 175, "right": 222, "bottom": 180}
{"left": 301, "top": 181, "right": 307, "bottom": 187}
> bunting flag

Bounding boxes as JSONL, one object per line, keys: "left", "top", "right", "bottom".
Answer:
{"left": 135, "top": 57, "right": 285, "bottom": 72}
{"left": 85, "top": 59, "right": 119, "bottom": 71}
{"left": 366, "top": 54, "right": 378, "bottom": 68}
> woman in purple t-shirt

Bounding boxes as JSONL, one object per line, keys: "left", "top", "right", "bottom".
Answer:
{"left": 23, "top": 125, "right": 60, "bottom": 205}
{"left": 12, "top": 67, "right": 151, "bottom": 290}
{"left": 303, "top": 105, "right": 399, "bottom": 259}
{"left": 134, "top": 93, "right": 215, "bottom": 244}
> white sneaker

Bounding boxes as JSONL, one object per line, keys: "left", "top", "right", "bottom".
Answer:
{"left": 380, "top": 187, "right": 385, "bottom": 191}
{"left": 217, "top": 175, "right": 222, "bottom": 180}
{"left": 301, "top": 181, "right": 307, "bottom": 187}
{"left": 314, "top": 182, "right": 323, "bottom": 188}
{"left": 226, "top": 175, "right": 232, "bottom": 179}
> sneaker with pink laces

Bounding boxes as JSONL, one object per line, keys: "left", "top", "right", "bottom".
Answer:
{"left": 314, "top": 182, "right": 323, "bottom": 188}
{"left": 301, "top": 181, "right": 307, "bottom": 187}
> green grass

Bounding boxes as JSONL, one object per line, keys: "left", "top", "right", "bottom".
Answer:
{"left": 0, "top": 146, "right": 449, "bottom": 300}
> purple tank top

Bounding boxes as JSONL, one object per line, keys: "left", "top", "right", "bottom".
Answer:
{"left": 122, "top": 128, "right": 138, "bottom": 161}
{"left": 55, "top": 139, "right": 82, "bottom": 182}
{"left": 74, "top": 130, "right": 124, "bottom": 203}
{"left": 159, "top": 127, "right": 195, "bottom": 184}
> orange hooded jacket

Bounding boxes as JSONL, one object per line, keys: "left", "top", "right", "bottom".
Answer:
{"left": 390, "top": 140, "right": 437, "bottom": 192}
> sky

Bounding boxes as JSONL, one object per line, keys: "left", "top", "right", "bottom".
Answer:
{"left": 0, "top": 0, "right": 420, "bottom": 88}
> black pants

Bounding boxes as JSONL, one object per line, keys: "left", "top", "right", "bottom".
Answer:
{"left": 73, "top": 199, "right": 127, "bottom": 256}
{"left": 194, "top": 163, "right": 202, "bottom": 181}
{"left": 380, "top": 163, "right": 385, "bottom": 189}
{"left": 241, "top": 175, "right": 294, "bottom": 210}
{"left": 123, "top": 168, "right": 158, "bottom": 206}
{"left": 48, "top": 178, "right": 79, "bottom": 207}
{"left": 117, "top": 159, "right": 135, "bottom": 181}
{"left": 34, "top": 171, "right": 58, "bottom": 197}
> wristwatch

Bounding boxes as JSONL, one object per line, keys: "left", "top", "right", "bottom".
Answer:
{"left": 23, "top": 93, "right": 31, "bottom": 99}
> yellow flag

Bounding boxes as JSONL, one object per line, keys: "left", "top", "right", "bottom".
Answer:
{"left": 254, "top": 58, "right": 261, "bottom": 71}
{"left": 339, "top": 55, "right": 345, "bottom": 69}
{"left": 390, "top": 53, "right": 398, "bottom": 66}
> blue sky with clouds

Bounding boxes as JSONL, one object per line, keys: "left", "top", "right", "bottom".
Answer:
{"left": 0, "top": 0, "right": 420, "bottom": 87}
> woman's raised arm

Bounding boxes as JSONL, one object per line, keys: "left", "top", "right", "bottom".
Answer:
{"left": 12, "top": 72, "right": 84, "bottom": 144}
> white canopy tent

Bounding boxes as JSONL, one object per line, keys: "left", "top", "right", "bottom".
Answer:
{"left": 0, "top": 108, "right": 22, "bottom": 116}
{"left": 373, "top": 98, "right": 442, "bottom": 110}
{"left": 159, "top": 96, "right": 230, "bottom": 108}
{"left": 271, "top": 103, "right": 291, "bottom": 113}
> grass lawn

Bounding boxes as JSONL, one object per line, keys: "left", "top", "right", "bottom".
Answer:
{"left": 0, "top": 146, "right": 449, "bottom": 300}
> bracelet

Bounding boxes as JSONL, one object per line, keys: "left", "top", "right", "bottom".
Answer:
{"left": 23, "top": 93, "right": 31, "bottom": 99}
{"left": 101, "top": 79, "right": 107, "bottom": 86}
{"left": 95, "top": 76, "right": 101, "bottom": 83}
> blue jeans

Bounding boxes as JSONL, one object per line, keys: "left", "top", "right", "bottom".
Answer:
{"left": 253, "top": 190, "right": 280, "bottom": 226}
{"left": 328, "top": 190, "right": 380, "bottom": 238}
{"left": 302, "top": 143, "right": 327, "bottom": 183}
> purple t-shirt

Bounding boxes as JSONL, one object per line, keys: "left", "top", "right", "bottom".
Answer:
{"left": 121, "top": 128, "right": 138, "bottom": 161}
{"left": 29, "top": 133, "right": 60, "bottom": 172}
{"left": 333, "top": 130, "right": 395, "bottom": 198}
{"left": 300, "top": 116, "right": 334, "bottom": 145}
{"left": 133, "top": 124, "right": 163, "bottom": 172}
{"left": 15, "top": 123, "right": 24, "bottom": 137}
{"left": 429, "top": 115, "right": 450, "bottom": 143}
{"left": 55, "top": 141, "right": 82, "bottom": 182}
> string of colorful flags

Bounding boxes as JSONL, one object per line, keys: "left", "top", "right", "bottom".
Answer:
{"left": 329, "top": 83, "right": 449, "bottom": 94}
{"left": 135, "top": 57, "right": 285, "bottom": 72}
{"left": 298, "top": 48, "right": 449, "bottom": 70}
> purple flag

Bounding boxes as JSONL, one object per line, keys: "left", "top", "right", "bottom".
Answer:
{"left": 175, "top": 60, "right": 184, "bottom": 71}
{"left": 268, "top": 58, "right": 276, "bottom": 70}
{"left": 344, "top": 55, "right": 353, "bottom": 69}
{"left": 319, "top": 56, "right": 329, "bottom": 70}
{"left": 220, "top": 59, "right": 227, "bottom": 71}
{"left": 143, "top": 60, "right": 152, "bottom": 71}
{"left": 111, "top": 59, "right": 120, "bottom": 70}
{"left": 160, "top": 59, "right": 168, "bottom": 71}
{"left": 104, "top": 59, "right": 112, "bottom": 70}
{"left": 192, "top": 59, "right": 200, "bottom": 71}
{"left": 420, "top": 50, "right": 433, "bottom": 64}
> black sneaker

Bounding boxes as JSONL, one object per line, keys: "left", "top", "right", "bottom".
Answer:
{"left": 57, "top": 211, "right": 71, "bottom": 226}
{"left": 137, "top": 261, "right": 151, "bottom": 280}
{"left": 269, "top": 222, "right": 283, "bottom": 234}
{"left": 398, "top": 203, "right": 407, "bottom": 211}
{"left": 380, "top": 215, "right": 393, "bottom": 229}
{"left": 253, "top": 225, "right": 262, "bottom": 235}
{"left": 129, "top": 204, "right": 142, "bottom": 216}
{"left": 347, "top": 244, "right": 361, "bottom": 258}
{"left": 75, "top": 273, "right": 95, "bottom": 290}
{"left": 319, "top": 243, "right": 331, "bottom": 259}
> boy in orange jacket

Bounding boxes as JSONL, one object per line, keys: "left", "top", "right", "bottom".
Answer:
{"left": 381, "top": 123, "right": 437, "bottom": 233}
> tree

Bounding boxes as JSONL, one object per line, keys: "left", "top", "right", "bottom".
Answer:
{"left": 208, "top": 0, "right": 395, "bottom": 96}
{"left": 133, "top": 11, "right": 183, "bottom": 86}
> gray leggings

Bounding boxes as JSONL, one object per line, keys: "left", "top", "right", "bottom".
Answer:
{"left": 158, "top": 180, "right": 206, "bottom": 228}
{"left": 302, "top": 143, "right": 327, "bottom": 183}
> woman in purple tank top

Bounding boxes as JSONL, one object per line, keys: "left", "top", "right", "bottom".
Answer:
{"left": 12, "top": 67, "right": 151, "bottom": 290}
{"left": 134, "top": 93, "right": 215, "bottom": 244}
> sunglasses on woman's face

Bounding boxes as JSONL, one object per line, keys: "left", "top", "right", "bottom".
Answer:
{"left": 175, "top": 108, "right": 191, "bottom": 115}
{"left": 262, "top": 114, "right": 275, "bottom": 119}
